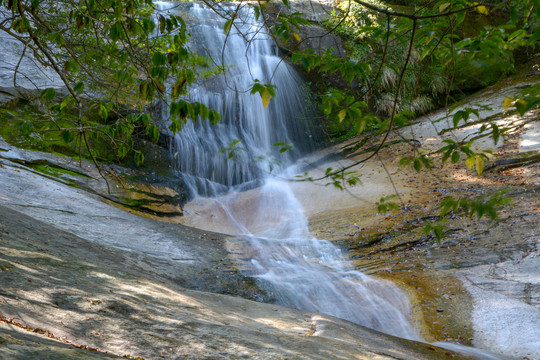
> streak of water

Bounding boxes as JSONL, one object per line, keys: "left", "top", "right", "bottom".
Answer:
{"left": 157, "top": 2, "right": 319, "bottom": 197}
{"left": 233, "top": 177, "right": 420, "bottom": 340}
{"left": 160, "top": 2, "right": 506, "bottom": 358}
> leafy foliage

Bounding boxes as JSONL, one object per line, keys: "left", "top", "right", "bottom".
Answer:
{"left": 0, "top": 0, "right": 218, "bottom": 168}
{"left": 220, "top": 139, "right": 245, "bottom": 160}
{"left": 251, "top": 81, "right": 277, "bottom": 108}
{"left": 376, "top": 194, "right": 400, "bottom": 213}
{"left": 439, "top": 189, "right": 512, "bottom": 221}
{"left": 399, "top": 154, "right": 432, "bottom": 172}
{"left": 294, "top": 167, "right": 361, "bottom": 190}
{"left": 504, "top": 82, "right": 540, "bottom": 116}
{"left": 1, "top": 0, "right": 538, "bottom": 225}
{"left": 426, "top": 189, "right": 512, "bottom": 242}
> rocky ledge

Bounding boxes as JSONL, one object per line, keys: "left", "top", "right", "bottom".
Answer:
{"left": 0, "top": 145, "right": 474, "bottom": 359}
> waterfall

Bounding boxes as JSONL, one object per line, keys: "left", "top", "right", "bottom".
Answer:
{"left": 155, "top": 4, "right": 510, "bottom": 358}
{"left": 158, "top": 2, "right": 319, "bottom": 198}
{"left": 239, "top": 176, "right": 420, "bottom": 340}
{"left": 156, "top": 1, "right": 420, "bottom": 341}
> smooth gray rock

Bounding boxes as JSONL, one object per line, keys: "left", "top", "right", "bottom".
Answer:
{"left": 0, "top": 203, "right": 474, "bottom": 360}
{"left": 0, "top": 22, "right": 65, "bottom": 105}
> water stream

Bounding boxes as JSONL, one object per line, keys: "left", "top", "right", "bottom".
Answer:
{"left": 161, "top": 2, "right": 319, "bottom": 197}
{"left": 159, "top": 2, "right": 503, "bottom": 358}
{"left": 158, "top": 0, "right": 420, "bottom": 340}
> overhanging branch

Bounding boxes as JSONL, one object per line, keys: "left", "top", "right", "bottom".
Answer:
{"left": 350, "top": 0, "right": 505, "bottom": 20}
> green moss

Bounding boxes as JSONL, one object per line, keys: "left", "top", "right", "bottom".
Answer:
{"left": 0, "top": 104, "right": 82, "bottom": 158}
{"left": 30, "top": 163, "right": 88, "bottom": 178}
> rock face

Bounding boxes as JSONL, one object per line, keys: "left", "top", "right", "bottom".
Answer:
{"left": 285, "top": 0, "right": 336, "bottom": 22}
{"left": 281, "top": 77, "right": 539, "bottom": 359}
{"left": 459, "top": 260, "right": 540, "bottom": 358}
{"left": 0, "top": 138, "right": 262, "bottom": 299}
{"left": 0, "top": 146, "right": 473, "bottom": 360}
{"left": 268, "top": 0, "right": 345, "bottom": 56}
{"left": 0, "top": 28, "right": 65, "bottom": 106}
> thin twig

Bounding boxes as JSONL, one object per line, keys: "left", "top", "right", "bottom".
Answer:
{"left": 306, "top": 18, "right": 419, "bottom": 181}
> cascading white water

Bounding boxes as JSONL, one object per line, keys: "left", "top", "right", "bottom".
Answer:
{"left": 156, "top": 1, "right": 420, "bottom": 340}
{"left": 158, "top": 2, "right": 319, "bottom": 197}
{"left": 239, "top": 176, "right": 420, "bottom": 340}
{"left": 159, "top": 3, "right": 505, "bottom": 358}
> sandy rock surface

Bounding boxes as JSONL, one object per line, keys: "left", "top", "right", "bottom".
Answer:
{"left": 0, "top": 138, "right": 476, "bottom": 359}
{"left": 177, "top": 77, "right": 540, "bottom": 359}
{"left": 0, "top": 204, "right": 469, "bottom": 360}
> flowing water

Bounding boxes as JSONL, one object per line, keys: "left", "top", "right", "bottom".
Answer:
{"left": 158, "top": 2, "right": 503, "bottom": 358}
{"left": 159, "top": 2, "right": 319, "bottom": 197}
{"left": 156, "top": 1, "right": 419, "bottom": 341}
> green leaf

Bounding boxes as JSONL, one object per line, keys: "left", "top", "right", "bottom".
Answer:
{"left": 98, "top": 103, "right": 109, "bottom": 120}
{"left": 134, "top": 113, "right": 148, "bottom": 126}
{"left": 510, "top": 7, "right": 518, "bottom": 24}
{"left": 40, "top": 88, "right": 56, "bottom": 101}
{"left": 139, "top": 82, "right": 148, "bottom": 99}
{"left": 73, "top": 82, "right": 84, "bottom": 94}
{"left": 451, "top": 151, "right": 460, "bottom": 163}
{"left": 110, "top": 22, "right": 124, "bottom": 42}
{"left": 253, "top": 5, "right": 260, "bottom": 20}
{"left": 413, "top": 158, "right": 421, "bottom": 172}
{"left": 117, "top": 145, "right": 129, "bottom": 159}
{"left": 442, "top": 149, "right": 452, "bottom": 164}
{"left": 209, "top": 110, "right": 221, "bottom": 125}
{"left": 64, "top": 59, "right": 79, "bottom": 74}
{"left": 514, "top": 95, "right": 540, "bottom": 116}
{"left": 455, "top": 11, "right": 466, "bottom": 25}
{"left": 159, "top": 15, "right": 166, "bottom": 33}
{"left": 152, "top": 52, "right": 166, "bottom": 66}
{"left": 134, "top": 151, "right": 145, "bottom": 167}
{"left": 224, "top": 19, "right": 233, "bottom": 34}
{"left": 146, "top": 124, "right": 160, "bottom": 142}
{"left": 452, "top": 110, "right": 465, "bottom": 128}
{"left": 491, "top": 123, "right": 500, "bottom": 145}
{"left": 61, "top": 130, "right": 73, "bottom": 143}
{"left": 13, "top": 18, "right": 31, "bottom": 34}
{"left": 424, "top": 222, "right": 432, "bottom": 235}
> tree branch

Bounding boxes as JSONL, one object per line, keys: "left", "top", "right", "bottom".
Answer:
{"left": 307, "top": 18, "right": 419, "bottom": 181}
{"left": 350, "top": 0, "right": 504, "bottom": 20}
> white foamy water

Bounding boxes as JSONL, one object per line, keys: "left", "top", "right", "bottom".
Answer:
{"left": 159, "top": 2, "right": 509, "bottom": 358}
{"left": 230, "top": 176, "right": 420, "bottom": 340}
{"left": 156, "top": 0, "right": 419, "bottom": 340}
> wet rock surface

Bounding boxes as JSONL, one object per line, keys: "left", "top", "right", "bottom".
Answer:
{"left": 267, "top": 0, "right": 346, "bottom": 57}
{"left": 0, "top": 128, "right": 474, "bottom": 359}
{"left": 294, "top": 77, "right": 540, "bottom": 359}
{"left": 0, "top": 180, "right": 473, "bottom": 359}
{"left": 0, "top": 138, "right": 267, "bottom": 300}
